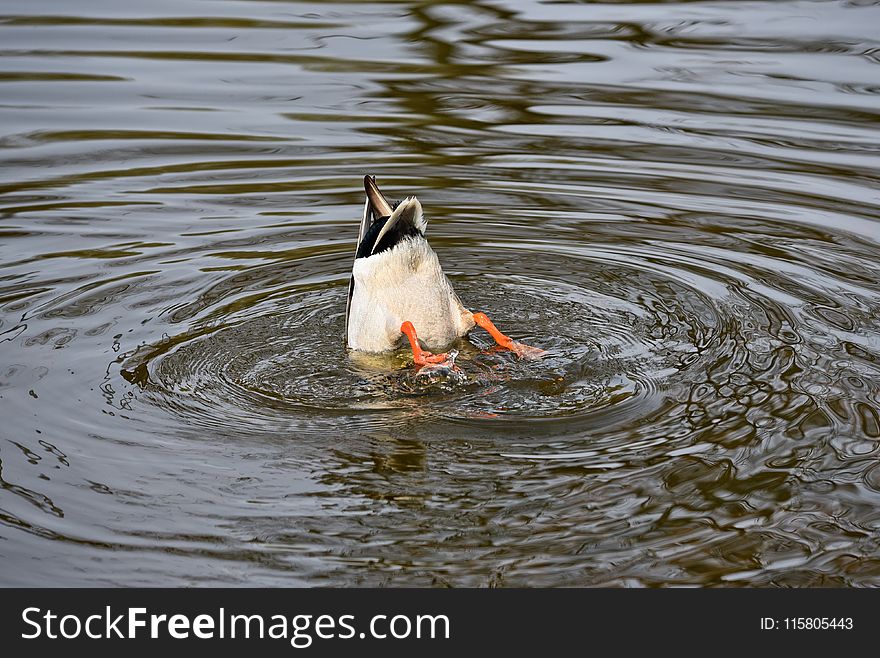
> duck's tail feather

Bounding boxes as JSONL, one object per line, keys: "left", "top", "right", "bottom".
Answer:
{"left": 344, "top": 197, "right": 371, "bottom": 343}
{"left": 369, "top": 196, "right": 426, "bottom": 255}
{"left": 364, "top": 174, "right": 393, "bottom": 219}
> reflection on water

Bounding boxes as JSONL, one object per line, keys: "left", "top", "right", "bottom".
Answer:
{"left": 1, "top": 0, "right": 879, "bottom": 586}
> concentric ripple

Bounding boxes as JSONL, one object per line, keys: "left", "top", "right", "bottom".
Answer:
{"left": 122, "top": 247, "right": 718, "bottom": 429}
{"left": 1, "top": 0, "right": 880, "bottom": 586}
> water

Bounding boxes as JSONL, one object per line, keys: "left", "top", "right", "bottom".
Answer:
{"left": 1, "top": 0, "right": 879, "bottom": 587}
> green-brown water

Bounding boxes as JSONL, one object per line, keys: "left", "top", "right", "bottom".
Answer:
{"left": 1, "top": 0, "right": 879, "bottom": 586}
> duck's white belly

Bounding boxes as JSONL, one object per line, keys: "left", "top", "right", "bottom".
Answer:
{"left": 347, "top": 242, "right": 473, "bottom": 352}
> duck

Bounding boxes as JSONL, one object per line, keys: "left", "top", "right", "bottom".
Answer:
{"left": 345, "top": 175, "right": 543, "bottom": 367}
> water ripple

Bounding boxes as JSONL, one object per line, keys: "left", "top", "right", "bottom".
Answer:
{"left": 1, "top": 0, "right": 879, "bottom": 586}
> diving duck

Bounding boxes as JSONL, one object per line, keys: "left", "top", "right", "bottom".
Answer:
{"left": 345, "top": 175, "right": 543, "bottom": 366}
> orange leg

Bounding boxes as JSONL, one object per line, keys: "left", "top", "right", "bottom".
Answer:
{"left": 401, "top": 321, "right": 449, "bottom": 366}
{"left": 472, "top": 312, "right": 513, "bottom": 349}
{"left": 472, "top": 312, "right": 546, "bottom": 359}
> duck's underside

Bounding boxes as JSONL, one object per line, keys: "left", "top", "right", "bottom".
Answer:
{"left": 345, "top": 175, "right": 544, "bottom": 367}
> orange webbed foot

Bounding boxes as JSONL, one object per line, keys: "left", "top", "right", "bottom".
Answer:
{"left": 472, "top": 312, "right": 546, "bottom": 360}
{"left": 401, "top": 321, "right": 453, "bottom": 367}
{"left": 507, "top": 342, "right": 547, "bottom": 359}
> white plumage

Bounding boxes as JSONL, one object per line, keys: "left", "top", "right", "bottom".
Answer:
{"left": 346, "top": 196, "right": 473, "bottom": 352}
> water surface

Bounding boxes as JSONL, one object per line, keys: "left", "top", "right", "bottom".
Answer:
{"left": 1, "top": 0, "right": 880, "bottom": 586}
